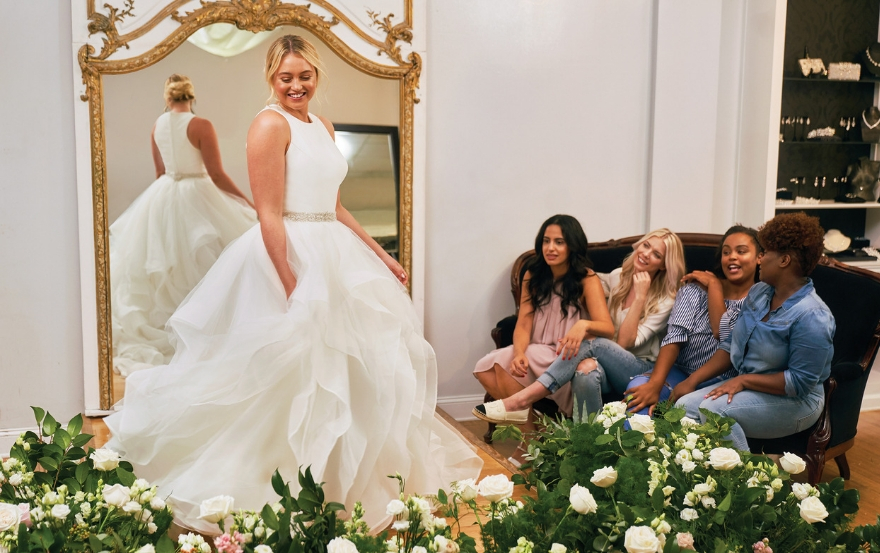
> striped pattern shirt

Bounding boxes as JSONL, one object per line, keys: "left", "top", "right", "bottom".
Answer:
{"left": 660, "top": 283, "right": 746, "bottom": 380}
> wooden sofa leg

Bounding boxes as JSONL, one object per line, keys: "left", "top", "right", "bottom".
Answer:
{"left": 834, "top": 454, "right": 851, "bottom": 480}
{"left": 805, "top": 452, "right": 826, "bottom": 485}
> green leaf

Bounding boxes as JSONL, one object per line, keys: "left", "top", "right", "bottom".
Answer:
{"left": 839, "top": 488, "right": 861, "bottom": 514}
{"left": 31, "top": 526, "right": 55, "bottom": 548}
{"left": 31, "top": 406, "right": 46, "bottom": 427}
{"left": 261, "top": 504, "right": 280, "bottom": 530}
{"left": 594, "top": 434, "right": 615, "bottom": 445}
{"left": 511, "top": 473, "right": 526, "bottom": 485}
{"left": 66, "top": 446, "right": 87, "bottom": 461}
{"left": 651, "top": 486, "right": 665, "bottom": 512}
{"left": 38, "top": 456, "right": 59, "bottom": 472}
{"left": 156, "top": 534, "right": 177, "bottom": 553}
{"left": 53, "top": 428, "right": 72, "bottom": 450}
{"left": 71, "top": 433, "right": 93, "bottom": 448}
{"left": 67, "top": 413, "right": 84, "bottom": 437}
{"left": 272, "top": 469, "right": 287, "bottom": 497}
{"left": 437, "top": 489, "right": 448, "bottom": 504}
{"left": 75, "top": 461, "right": 91, "bottom": 484}
{"left": 89, "top": 535, "right": 105, "bottom": 553}
{"left": 325, "top": 501, "right": 346, "bottom": 513}
{"left": 42, "top": 412, "right": 59, "bottom": 436}
{"left": 32, "top": 472, "right": 53, "bottom": 487}
{"left": 63, "top": 477, "right": 82, "bottom": 493}
{"left": 43, "top": 443, "right": 64, "bottom": 458}
{"left": 717, "top": 491, "right": 732, "bottom": 512}
{"left": 116, "top": 466, "right": 136, "bottom": 486}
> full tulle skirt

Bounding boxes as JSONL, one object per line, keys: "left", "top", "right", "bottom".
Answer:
{"left": 110, "top": 175, "right": 257, "bottom": 376}
{"left": 104, "top": 220, "right": 483, "bottom": 534}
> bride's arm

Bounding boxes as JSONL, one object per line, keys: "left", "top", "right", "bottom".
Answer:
{"left": 247, "top": 111, "right": 297, "bottom": 297}
{"left": 316, "top": 116, "right": 407, "bottom": 285}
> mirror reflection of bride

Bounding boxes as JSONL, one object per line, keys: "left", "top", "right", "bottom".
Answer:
{"left": 110, "top": 74, "right": 257, "bottom": 377}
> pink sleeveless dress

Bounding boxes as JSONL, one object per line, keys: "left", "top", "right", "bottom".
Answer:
{"left": 474, "top": 291, "right": 587, "bottom": 416}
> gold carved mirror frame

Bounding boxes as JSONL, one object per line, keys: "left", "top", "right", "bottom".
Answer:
{"left": 76, "top": 0, "right": 421, "bottom": 412}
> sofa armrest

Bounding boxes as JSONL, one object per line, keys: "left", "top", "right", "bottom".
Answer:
{"left": 491, "top": 315, "right": 517, "bottom": 349}
{"left": 829, "top": 361, "right": 866, "bottom": 383}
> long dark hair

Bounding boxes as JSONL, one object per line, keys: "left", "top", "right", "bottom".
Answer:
{"left": 713, "top": 224, "right": 761, "bottom": 282}
{"left": 526, "top": 215, "right": 594, "bottom": 317}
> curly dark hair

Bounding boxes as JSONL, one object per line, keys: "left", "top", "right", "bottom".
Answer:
{"left": 757, "top": 212, "right": 825, "bottom": 276}
{"left": 713, "top": 224, "right": 762, "bottom": 282}
{"left": 527, "top": 215, "right": 594, "bottom": 318}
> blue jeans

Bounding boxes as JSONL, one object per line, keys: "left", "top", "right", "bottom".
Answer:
{"left": 536, "top": 337, "right": 653, "bottom": 416}
{"left": 674, "top": 380, "right": 825, "bottom": 451}
{"left": 624, "top": 366, "right": 726, "bottom": 417}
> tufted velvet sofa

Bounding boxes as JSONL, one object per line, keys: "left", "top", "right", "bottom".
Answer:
{"left": 484, "top": 233, "right": 880, "bottom": 484}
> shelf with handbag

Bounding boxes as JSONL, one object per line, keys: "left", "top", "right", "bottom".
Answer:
{"left": 773, "top": 0, "right": 880, "bottom": 249}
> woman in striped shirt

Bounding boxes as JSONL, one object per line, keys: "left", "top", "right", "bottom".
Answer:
{"left": 622, "top": 225, "right": 761, "bottom": 415}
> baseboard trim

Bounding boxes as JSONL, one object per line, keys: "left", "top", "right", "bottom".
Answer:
{"left": 436, "top": 394, "right": 485, "bottom": 421}
{"left": 860, "top": 392, "right": 880, "bottom": 412}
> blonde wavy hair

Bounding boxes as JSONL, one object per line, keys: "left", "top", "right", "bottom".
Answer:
{"left": 608, "top": 228, "right": 685, "bottom": 324}
{"left": 264, "top": 34, "right": 325, "bottom": 104}
{"left": 164, "top": 74, "right": 195, "bottom": 104}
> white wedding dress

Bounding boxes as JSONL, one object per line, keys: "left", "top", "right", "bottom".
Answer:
{"left": 104, "top": 105, "right": 483, "bottom": 534}
{"left": 110, "top": 111, "right": 257, "bottom": 377}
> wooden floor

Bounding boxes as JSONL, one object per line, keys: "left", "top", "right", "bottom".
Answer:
{"left": 84, "top": 409, "right": 880, "bottom": 535}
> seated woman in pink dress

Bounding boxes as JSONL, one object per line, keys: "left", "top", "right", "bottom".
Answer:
{"left": 473, "top": 215, "right": 614, "bottom": 436}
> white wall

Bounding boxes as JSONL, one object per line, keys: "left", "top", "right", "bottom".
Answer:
{"left": 0, "top": 1, "right": 84, "bottom": 446}
{"left": 1, "top": 1, "right": 783, "bottom": 432}
{"left": 425, "top": 0, "right": 657, "bottom": 408}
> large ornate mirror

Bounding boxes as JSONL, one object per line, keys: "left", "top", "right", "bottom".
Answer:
{"left": 73, "top": 0, "right": 425, "bottom": 413}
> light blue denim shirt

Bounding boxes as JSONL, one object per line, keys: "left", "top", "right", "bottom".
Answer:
{"left": 720, "top": 280, "right": 835, "bottom": 398}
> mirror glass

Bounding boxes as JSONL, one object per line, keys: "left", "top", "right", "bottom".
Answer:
{"left": 103, "top": 25, "right": 400, "bottom": 399}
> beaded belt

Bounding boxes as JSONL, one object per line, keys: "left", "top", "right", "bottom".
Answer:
{"left": 283, "top": 211, "right": 336, "bottom": 222}
{"left": 166, "top": 172, "right": 208, "bottom": 180}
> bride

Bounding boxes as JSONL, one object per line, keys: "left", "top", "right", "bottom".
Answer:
{"left": 105, "top": 35, "right": 482, "bottom": 533}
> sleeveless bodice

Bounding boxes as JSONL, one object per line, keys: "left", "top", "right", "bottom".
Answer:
{"left": 154, "top": 112, "right": 207, "bottom": 175}
{"left": 262, "top": 105, "right": 348, "bottom": 213}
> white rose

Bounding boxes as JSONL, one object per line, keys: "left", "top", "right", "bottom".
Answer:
{"left": 700, "top": 496, "right": 716, "bottom": 509}
{"left": 90, "top": 448, "right": 121, "bottom": 471}
{"left": 708, "top": 448, "right": 742, "bottom": 470}
{"left": 452, "top": 478, "right": 478, "bottom": 502}
{"left": 655, "top": 520, "right": 671, "bottom": 534}
{"left": 102, "top": 484, "right": 132, "bottom": 507}
{"left": 136, "top": 545, "right": 156, "bottom": 553}
{"left": 681, "top": 460, "right": 696, "bottom": 473}
{"left": 607, "top": 402, "right": 628, "bottom": 416}
{"left": 799, "top": 496, "right": 829, "bottom": 524}
{"left": 255, "top": 546, "right": 273, "bottom": 553}
{"left": 779, "top": 452, "right": 807, "bottom": 475}
{"left": 123, "top": 501, "right": 142, "bottom": 513}
{"left": 662, "top": 486, "right": 675, "bottom": 497}
{"left": 386, "top": 499, "right": 406, "bottom": 516}
{"left": 691, "top": 449, "right": 704, "bottom": 461}
{"left": 150, "top": 497, "right": 166, "bottom": 511}
{"left": 148, "top": 522, "right": 158, "bottom": 534}
{"left": 411, "top": 546, "right": 427, "bottom": 553}
{"left": 674, "top": 450, "right": 691, "bottom": 465}
{"left": 569, "top": 484, "right": 597, "bottom": 515}
{"left": 433, "top": 535, "right": 459, "bottom": 553}
{"left": 413, "top": 497, "right": 432, "bottom": 517}
{"left": 8, "top": 474, "right": 23, "bottom": 487}
{"left": 549, "top": 544, "right": 567, "bottom": 553}
{"left": 590, "top": 467, "right": 618, "bottom": 488}
{"left": 771, "top": 478, "right": 783, "bottom": 492}
{"left": 624, "top": 525, "right": 662, "bottom": 553}
{"left": 0, "top": 503, "right": 20, "bottom": 532}
{"left": 680, "top": 508, "right": 698, "bottom": 521}
{"left": 197, "top": 495, "right": 234, "bottom": 524}
{"left": 327, "top": 537, "right": 357, "bottom": 553}
{"left": 676, "top": 532, "right": 696, "bottom": 550}
{"left": 680, "top": 417, "right": 699, "bottom": 428}
{"left": 478, "top": 475, "right": 514, "bottom": 502}
{"left": 50, "top": 504, "right": 71, "bottom": 519}
{"left": 693, "top": 483, "right": 713, "bottom": 496}
{"left": 791, "top": 483, "right": 814, "bottom": 501}
{"left": 629, "top": 414, "right": 655, "bottom": 438}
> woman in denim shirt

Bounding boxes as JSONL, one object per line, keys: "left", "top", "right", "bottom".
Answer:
{"left": 672, "top": 212, "right": 835, "bottom": 451}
